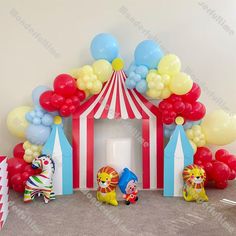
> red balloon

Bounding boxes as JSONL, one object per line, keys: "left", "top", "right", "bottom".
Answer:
{"left": 77, "top": 89, "right": 86, "bottom": 102}
{"left": 215, "top": 180, "right": 228, "bottom": 189}
{"left": 40, "top": 91, "right": 57, "bottom": 112}
{"left": 159, "top": 101, "right": 173, "bottom": 111}
{"left": 215, "top": 149, "right": 229, "bottom": 161}
{"left": 181, "top": 83, "right": 201, "bottom": 102}
{"left": 194, "top": 147, "right": 213, "bottom": 163}
{"left": 51, "top": 93, "right": 65, "bottom": 108}
{"left": 54, "top": 74, "right": 77, "bottom": 97}
{"left": 60, "top": 105, "right": 71, "bottom": 117}
{"left": 228, "top": 169, "right": 236, "bottom": 180}
{"left": 227, "top": 155, "right": 236, "bottom": 172}
{"left": 212, "top": 161, "right": 230, "bottom": 182}
{"left": 184, "top": 102, "right": 206, "bottom": 121}
{"left": 203, "top": 162, "right": 214, "bottom": 180}
{"left": 173, "top": 101, "right": 185, "bottom": 113}
{"left": 7, "top": 157, "right": 28, "bottom": 177}
{"left": 13, "top": 143, "right": 24, "bottom": 159}
{"left": 71, "top": 95, "right": 80, "bottom": 107}
{"left": 65, "top": 98, "right": 73, "bottom": 106}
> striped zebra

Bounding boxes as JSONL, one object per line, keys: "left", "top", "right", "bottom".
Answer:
{"left": 24, "top": 154, "right": 55, "bottom": 204}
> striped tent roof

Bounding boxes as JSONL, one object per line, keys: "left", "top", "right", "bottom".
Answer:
{"left": 73, "top": 70, "right": 160, "bottom": 119}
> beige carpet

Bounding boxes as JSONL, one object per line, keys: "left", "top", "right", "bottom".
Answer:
{"left": 1, "top": 182, "right": 236, "bottom": 236}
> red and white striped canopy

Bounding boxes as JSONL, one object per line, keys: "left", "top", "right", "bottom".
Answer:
{"left": 74, "top": 70, "right": 158, "bottom": 119}
{"left": 72, "top": 70, "right": 164, "bottom": 190}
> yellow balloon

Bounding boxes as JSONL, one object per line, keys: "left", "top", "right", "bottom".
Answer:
{"left": 7, "top": 106, "right": 32, "bottom": 138}
{"left": 92, "top": 59, "right": 112, "bottom": 83}
{"left": 158, "top": 54, "right": 181, "bottom": 76}
{"left": 169, "top": 72, "right": 193, "bottom": 95}
{"left": 201, "top": 110, "right": 236, "bottom": 146}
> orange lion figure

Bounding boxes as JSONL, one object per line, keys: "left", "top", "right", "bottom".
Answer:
{"left": 97, "top": 166, "right": 119, "bottom": 206}
{"left": 183, "top": 164, "right": 208, "bottom": 202}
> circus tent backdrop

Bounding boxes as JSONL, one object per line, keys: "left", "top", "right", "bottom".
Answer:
{"left": 72, "top": 70, "right": 164, "bottom": 190}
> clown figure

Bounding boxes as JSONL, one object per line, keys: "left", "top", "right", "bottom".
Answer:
{"left": 119, "top": 168, "right": 138, "bottom": 205}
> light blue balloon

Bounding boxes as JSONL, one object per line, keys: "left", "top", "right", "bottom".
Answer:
{"left": 32, "top": 85, "right": 50, "bottom": 106}
{"left": 25, "top": 112, "right": 33, "bottom": 122}
{"left": 33, "top": 117, "right": 41, "bottom": 125}
{"left": 126, "top": 62, "right": 136, "bottom": 75}
{"left": 129, "top": 72, "right": 141, "bottom": 83}
{"left": 90, "top": 33, "right": 119, "bottom": 62}
{"left": 134, "top": 40, "right": 164, "bottom": 69}
{"left": 125, "top": 78, "right": 136, "bottom": 89}
{"left": 136, "top": 80, "right": 147, "bottom": 94}
{"left": 42, "top": 114, "right": 54, "bottom": 126}
{"left": 26, "top": 124, "right": 51, "bottom": 145}
{"left": 135, "top": 65, "right": 148, "bottom": 79}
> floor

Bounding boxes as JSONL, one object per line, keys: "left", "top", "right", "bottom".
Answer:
{"left": 1, "top": 182, "right": 236, "bottom": 236}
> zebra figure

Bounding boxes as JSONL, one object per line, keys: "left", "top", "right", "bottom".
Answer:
{"left": 24, "top": 154, "right": 55, "bottom": 204}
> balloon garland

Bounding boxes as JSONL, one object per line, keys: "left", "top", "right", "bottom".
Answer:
{"left": 6, "top": 33, "right": 236, "bottom": 192}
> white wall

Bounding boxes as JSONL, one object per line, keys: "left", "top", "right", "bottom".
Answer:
{"left": 0, "top": 0, "right": 236, "bottom": 157}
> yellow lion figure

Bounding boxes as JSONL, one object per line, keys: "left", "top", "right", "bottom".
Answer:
{"left": 97, "top": 166, "right": 119, "bottom": 206}
{"left": 183, "top": 164, "right": 208, "bottom": 202}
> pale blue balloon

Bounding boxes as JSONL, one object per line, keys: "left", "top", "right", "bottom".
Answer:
{"left": 32, "top": 85, "right": 50, "bottom": 106}
{"left": 25, "top": 112, "right": 33, "bottom": 122}
{"left": 90, "top": 33, "right": 119, "bottom": 62}
{"left": 134, "top": 40, "right": 164, "bottom": 69}
{"left": 33, "top": 117, "right": 41, "bottom": 125}
{"left": 136, "top": 80, "right": 147, "bottom": 94}
{"left": 135, "top": 65, "right": 148, "bottom": 79}
{"left": 42, "top": 114, "right": 54, "bottom": 126}
{"left": 126, "top": 62, "right": 136, "bottom": 75}
{"left": 125, "top": 78, "right": 136, "bottom": 89}
{"left": 26, "top": 124, "right": 51, "bottom": 145}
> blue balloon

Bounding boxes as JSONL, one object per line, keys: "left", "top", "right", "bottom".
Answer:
{"left": 125, "top": 78, "right": 136, "bottom": 89}
{"left": 32, "top": 85, "right": 50, "bottom": 106}
{"left": 136, "top": 80, "right": 147, "bottom": 94}
{"left": 42, "top": 114, "right": 54, "bottom": 126}
{"left": 26, "top": 124, "right": 51, "bottom": 145}
{"left": 90, "top": 33, "right": 119, "bottom": 62}
{"left": 135, "top": 65, "right": 148, "bottom": 79}
{"left": 134, "top": 40, "right": 164, "bottom": 69}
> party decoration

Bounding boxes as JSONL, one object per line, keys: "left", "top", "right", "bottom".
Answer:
{"left": 26, "top": 124, "right": 51, "bottom": 145}
{"left": 90, "top": 33, "right": 119, "bottom": 62}
{"left": 92, "top": 59, "right": 113, "bottom": 82}
{"left": 146, "top": 70, "right": 172, "bottom": 99}
{"left": 43, "top": 116, "right": 73, "bottom": 195}
{"left": 164, "top": 120, "right": 201, "bottom": 138}
{"left": 0, "top": 156, "right": 9, "bottom": 230}
{"left": 13, "top": 143, "right": 25, "bottom": 159}
{"left": 7, "top": 157, "right": 41, "bottom": 193}
{"left": 183, "top": 164, "right": 208, "bottom": 202}
{"left": 97, "top": 166, "right": 119, "bottom": 206}
{"left": 194, "top": 148, "right": 236, "bottom": 189}
{"left": 159, "top": 92, "right": 206, "bottom": 125}
{"left": 186, "top": 125, "right": 206, "bottom": 147}
{"left": 26, "top": 106, "right": 54, "bottom": 126}
{"left": 164, "top": 118, "right": 194, "bottom": 197}
{"left": 39, "top": 90, "right": 57, "bottom": 112}
{"left": 119, "top": 168, "right": 138, "bottom": 205}
{"left": 39, "top": 74, "right": 85, "bottom": 117}
{"left": 23, "top": 141, "right": 42, "bottom": 163}
{"left": 6, "top": 106, "right": 32, "bottom": 138}
{"left": 134, "top": 40, "right": 164, "bottom": 69}
{"left": 75, "top": 60, "right": 113, "bottom": 95}
{"left": 125, "top": 63, "right": 148, "bottom": 93}
{"left": 32, "top": 85, "right": 50, "bottom": 106}
{"left": 54, "top": 74, "right": 77, "bottom": 97}
{"left": 24, "top": 155, "right": 55, "bottom": 203}
{"left": 201, "top": 110, "right": 236, "bottom": 146}
{"left": 158, "top": 54, "right": 181, "bottom": 76}
{"left": 169, "top": 72, "right": 193, "bottom": 95}
{"left": 72, "top": 68, "right": 163, "bottom": 190}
